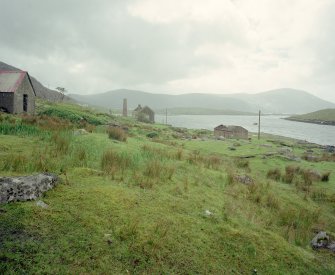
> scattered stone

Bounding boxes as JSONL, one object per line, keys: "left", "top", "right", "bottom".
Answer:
{"left": 280, "top": 155, "right": 301, "bottom": 162}
{"left": 234, "top": 175, "right": 254, "bottom": 185}
{"left": 104, "top": 233, "right": 113, "bottom": 245}
{"left": 0, "top": 173, "right": 58, "bottom": 204}
{"left": 311, "top": 231, "right": 335, "bottom": 252}
{"left": 261, "top": 144, "right": 272, "bottom": 148}
{"left": 217, "top": 136, "right": 225, "bottom": 141}
{"left": 74, "top": 128, "right": 89, "bottom": 135}
{"left": 36, "top": 200, "right": 49, "bottom": 208}
{"left": 204, "top": 210, "right": 213, "bottom": 217}
{"left": 278, "top": 147, "right": 293, "bottom": 155}
{"left": 303, "top": 154, "right": 319, "bottom": 162}
{"left": 264, "top": 152, "right": 277, "bottom": 156}
{"left": 325, "top": 145, "right": 335, "bottom": 153}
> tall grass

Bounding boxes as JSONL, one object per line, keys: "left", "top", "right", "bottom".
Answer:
{"left": 0, "top": 123, "right": 44, "bottom": 137}
{"left": 108, "top": 127, "right": 127, "bottom": 142}
{"left": 101, "top": 149, "right": 133, "bottom": 178}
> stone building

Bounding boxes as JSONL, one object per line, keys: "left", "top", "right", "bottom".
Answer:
{"left": 0, "top": 71, "right": 36, "bottom": 114}
{"left": 214, "top": 124, "right": 248, "bottom": 139}
{"left": 132, "top": 104, "right": 155, "bottom": 123}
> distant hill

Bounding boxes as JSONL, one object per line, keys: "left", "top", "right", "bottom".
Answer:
{"left": 69, "top": 88, "right": 335, "bottom": 114}
{"left": 0, "top": 61, "right": 67, "bottom": 102}
{"left": 285, "top": 108, "right": 335, "bottom": 125}
{"left": 155, "top": 107, "right": 256, "bottom": 116}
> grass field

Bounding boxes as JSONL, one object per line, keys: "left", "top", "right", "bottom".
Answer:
{"left": 1, "top": 102, "right": 335, "bottom": 274}
{"left": 286, "top": 108, "right": 335, "bottom": 125}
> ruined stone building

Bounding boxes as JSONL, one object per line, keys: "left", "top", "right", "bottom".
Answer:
{"left": 0, "top": 71, "right": 36, "bottom": 114}
{"left": 214, "top": 125, "right": 248, "bottom": 139}
{"left": 132, "top": 104, "right": 155, "bottom": 123}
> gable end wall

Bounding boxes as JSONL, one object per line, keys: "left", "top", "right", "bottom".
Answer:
{"left": 13, "top": 75, "right": 35, "bottom": 114}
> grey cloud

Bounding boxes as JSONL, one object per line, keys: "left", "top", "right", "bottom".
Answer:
{"left": 0, "top": 0, "right": 244, "bottom": 89}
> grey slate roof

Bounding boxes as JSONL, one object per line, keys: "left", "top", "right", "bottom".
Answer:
{"left": 0, "top": 71, "right": 26, "bottom": 93}
{"left": 0, "top": 71, "right": 36, "bottom": 96}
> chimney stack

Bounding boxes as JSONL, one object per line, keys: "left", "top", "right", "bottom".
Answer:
{"left": 123, "top": 98, "right": 128, "bottom": 117}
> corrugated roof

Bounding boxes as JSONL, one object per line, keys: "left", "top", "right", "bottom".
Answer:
{"left": 0, "top": 71, "right": 26, "bottom": 93}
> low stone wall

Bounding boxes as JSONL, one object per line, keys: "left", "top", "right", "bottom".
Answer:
{"left": 0, "top": 173, "right": 58, "bottom": 203}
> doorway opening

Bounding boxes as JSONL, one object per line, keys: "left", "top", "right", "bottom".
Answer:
{"left": 23, "top": 94, "right": 28, "bottom": 112}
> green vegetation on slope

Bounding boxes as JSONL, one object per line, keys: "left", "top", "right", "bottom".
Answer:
{"left": 1, "top": 101, "right": 335, "bottom": 274}
{"left": 36, "top": 99, "right": 113, "bottom": 125}
{"left": 286, "top": 108, "right": 335, "bottom": 125}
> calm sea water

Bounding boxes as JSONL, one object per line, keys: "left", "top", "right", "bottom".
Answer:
{"left": 156, "top": 115, "right": 335, "bottom": 146}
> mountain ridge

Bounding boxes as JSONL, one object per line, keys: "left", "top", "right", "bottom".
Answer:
{"left": 70, "top": 88, "right": 335, "bottom": 114}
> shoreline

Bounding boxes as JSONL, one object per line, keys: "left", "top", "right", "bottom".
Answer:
{"left": 284, "top": 117, "right": 335, "bottom": 126}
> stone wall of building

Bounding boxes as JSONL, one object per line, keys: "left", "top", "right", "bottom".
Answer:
{"left": 14, "top": 75, "right": 35, "bottom": 114}
{"left": 0, "top": 92, "right": 14, "bottom": 113}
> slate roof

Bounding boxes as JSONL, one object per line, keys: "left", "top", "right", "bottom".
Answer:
{"left": 0, "top": 71, "right": 36, "bottom": 95}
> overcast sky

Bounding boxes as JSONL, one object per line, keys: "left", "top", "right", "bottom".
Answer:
{"left": 1, "top": 0, "right": 334, "bottom": 102}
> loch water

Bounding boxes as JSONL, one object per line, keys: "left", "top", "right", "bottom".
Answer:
{"left": 156, "top": 115, "right": 335, "bottom": 146}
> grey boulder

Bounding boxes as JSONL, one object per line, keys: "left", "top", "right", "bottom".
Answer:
{"left": 0, "top": 173, "right": 58, "bottom": 204}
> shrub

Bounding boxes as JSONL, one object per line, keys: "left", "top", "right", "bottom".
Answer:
{"left": 266, "top": 192, "right": 281, "bottom": 209}
{"left": 146, "top": 132, "right": 158, "bottom": 138}
{"left": 107, "top": 127, "right": 127, "bottom": 142}
{"left": 144, "top": 160, "right": 163, "bottom": 178}
{"left": 283, "top": 165, "right": 300, "bottom": 183}
{"left": 175, "top": 148, "right": 183, "bottom": 160}
{"left": 1, "top": 153, "right": 27, "bottom": 172}
{"left": 267, "top": 168, "right": 281, "bottom": 181}
{"left": 51, "top": 132, "right": 71, "bottom": 155}
{"left": 101, "top": 150, "right": 132, "bottom": 178}
{"left": 321, "top": 171, "right": 331, "bottom": 182}
{"left": 144, "top": 160, "right": 175, "bottom": 181}
{"left": 205, "top": 155, "right": 222, "bottom": 170}
{"left": 226, "top": 170, "right": 236, "bottom": 185}
{"left": 187, "top": 150, "right": 203, "bottom": 165}
{"left": 235, "top": 158, "right": 249, "bottom": 168}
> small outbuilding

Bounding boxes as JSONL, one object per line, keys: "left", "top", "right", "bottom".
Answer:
{"left": 132, "top": 104, "right": 155, "bottom": 123}
{"left": 0, "top": 71, "right": 36, "bottom": 114}
{"left": 214, "top": 124, "right": 248, "bottom": 139}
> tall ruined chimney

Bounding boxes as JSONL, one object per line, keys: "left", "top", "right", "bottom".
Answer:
{"left": 123, "top": 98, "right": 128, "bottom": 117}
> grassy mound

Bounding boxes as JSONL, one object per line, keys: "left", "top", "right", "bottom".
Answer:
{"left": 286, "top": 108, "right": 335, "bottom": 125}
{"left": 1, "top": 102, "right": 335, "bottom": 274}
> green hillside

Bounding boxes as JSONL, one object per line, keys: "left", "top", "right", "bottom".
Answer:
{"left": 1, "top": 101, "right": 335, "bottom": 274}
{"left": 286, "top": 108, "right": 335, "bottom": 125}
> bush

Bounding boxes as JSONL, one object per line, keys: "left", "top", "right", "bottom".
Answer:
{"left": 321, "top": 171, "right": 331, "bottom": 182}
{"left": 107, "top": 127, "right": 127, "bottom": 142}
{"left": 283, "top": 165, "right": 300, "bottom": 183}
{"left": 146, "top": 132, "right": 158, "bottom": 138}
{"left": 205, "top": 155, "right": 222, "bottom": 170}
{"left": 267, "top": 168, "right": 281, "bottom": 181}
{"left": 101, "top": 150, "right": 133, "bottom": 178}
{"left": 51, "top": 132, "right": 71, "bottom": 155}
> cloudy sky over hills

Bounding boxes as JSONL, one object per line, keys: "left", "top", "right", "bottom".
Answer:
{"left": 0, "top": 0, "right": 334, "bottom": 102}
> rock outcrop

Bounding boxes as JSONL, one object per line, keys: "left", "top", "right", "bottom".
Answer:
{"left": 0, "top": 173, "right": 58, "bottom": 203}
{"left": 311, "top": 231, "right": 335, "bottom": 252}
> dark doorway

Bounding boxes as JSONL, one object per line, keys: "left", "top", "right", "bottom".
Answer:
{"left": 23, "top": 94, "right": 28, "bottom": 112}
